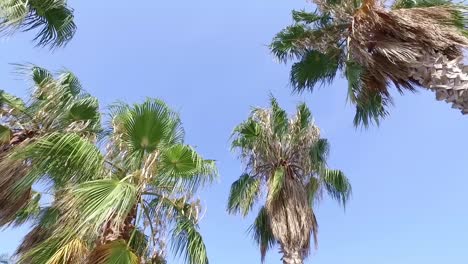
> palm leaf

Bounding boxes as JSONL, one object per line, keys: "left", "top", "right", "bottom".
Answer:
{"left": 58, "top": 179, "right": 138, "bottom": 239}
{"left": 227, "top": 173, "right": 260, "bottom": 217}
{"left": 117, "top": 99, "right": 184, "bottom": 153}
{"left": 267, "top": 168, "right": 285, "bottom": 203}
{"left": 248, "top": 206, "right": 275, "bottom": 263}
{"left": 171, "top": 218, "right": 208, "bottom": 264}
{"left": 88, "top": 240, "right": 139, "bottom": 264}
{"left": 320, "top": 169, "right": 352, "bottom": 207}
{"left": 158, "top": 144, "right": 217, "bottom": 192}
{"left": 290, "top": 50, "right": 340, "bottom": 92}
{"left": 0, "top": 124, "right": 11, "bottom": 144}
{"left": 11, "top": 132, "right": 104, "bottom": 193}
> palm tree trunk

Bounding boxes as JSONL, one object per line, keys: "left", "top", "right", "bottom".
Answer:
{"left": 409, "top": 52, "right": 468, "bottom": 114}
{"left": 280, "top": 245, "right": 303, "bottom": 264}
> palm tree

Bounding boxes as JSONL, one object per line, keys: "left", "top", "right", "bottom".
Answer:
{"left": 0, "top": 65, "right": 100, "bottom": 228}
{"left": 11, "top": 99, "right": 217, "bottom": 264}
{"left": 227, "top": 97, "right": 351, "bottom": 264}
{"left": 271, "top": 0, "right": 468, "bottom": 126}
{"left": 0, "top": 0, "right": 76, "bottom": 48}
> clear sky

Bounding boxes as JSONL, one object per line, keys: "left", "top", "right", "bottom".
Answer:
{"left": 1, "top": 0, "right": 468, "bottom": 263}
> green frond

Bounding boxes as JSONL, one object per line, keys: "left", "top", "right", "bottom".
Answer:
{"left": 290, "top": 50, "right": 339, "bottom": 92}
{"left": 0, "top": 124, "right": 12, "bottom": 144}
{"left": 306, "top": 177, "right": 320, "bottom": 206}
{"left": 231, "top": 118, "right": 261, "bottom": 150}
{"left": 392, "top": 0, "right": 452, "bottom": 9}
{"left": 269, "top": 95, "right": 288, "bottom": 137}
{"left": 248, "top": 207, "right": 275, "bottom": 263}
{"left": 319, "top": 169, "right": 352, "bottom": 208}
{"left": 296, "top": 102, "right": 312, "bottom": 130}
{"left": 58, "top": 179, "right": 138, "bottom": 239}
{"left": 353, "top": 90, "right": 390, "bottom": 128}
{"left": 15, "top": 206, "right": 60, "bottom": 255}
{"left": 19, "top": 234, "right": 88, "bottom": 264}
{"left": 25, "top": 0, "right": 76, "bottom": 48}
{"left": 267, "top": 168, "right": 285, "bottom": 203}
{"left": 0, "top": 89, "right": 26, "bottom": 112}
{"left": 158, "top": 144, "right": 217, "bottom": 192}
{"left": 345, "top": 60, "right": 363, "bottom": 104}
{"left": 10, "top": 190, "right": 41, "bottom": 227}
{"left": 88, "top": 240, "right": 139, "bottom": 264}
{"left": 292, "top": 10, "right": 323, "bottom": 24}
{"left": 128, "top": 228, "right": 149, "bottom": 258}
{"left": 309, "top": 138, "right": 330, "bottom": 168}
{"left": 270, "top": 24, "right": 311, "bottom": 63}
{"left": 30, "top": 66, "right": 53, "bottom": 89}
{"left": 116, "top": 98, "right": 184, "bottom": 153}
{"left": 0, "top": 0, "right": 76, "bottom": 48}
{"left": 171, "top": 218, "right": 208, "bottom": 264}
{"left": 61, "top": 96, "right": 101, "bottom": 130}
{"left": 57, "top": 70, "right": 82, "bottom": 96}
{"left": 227, "top": 173, "right": 260, "bottom": 217}
{"left": 11, "top": 132, "right": 104, "bottom": 192}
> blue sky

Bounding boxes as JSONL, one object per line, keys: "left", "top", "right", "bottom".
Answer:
{"left": 1, "top": 0, "right": 468, "bottom": 263}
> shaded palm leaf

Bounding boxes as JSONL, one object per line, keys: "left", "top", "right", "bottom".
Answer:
{"left": 227, "top": 173, "right": 261, "bottom": 217}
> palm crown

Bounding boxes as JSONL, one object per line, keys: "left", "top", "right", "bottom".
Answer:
{"left": 0, "top": 66, "right": 100, "bottom": 228}
{"left": 0, "top": 69, "right": 217, "bottom": 263}
{"left": 227, "top": 97, "right": 351, "bottom": 263}
{"left": 0, "top": 0, "right": 76, "bottom": 48}
{"left": 271, "top": 0, "right": 468, "bottom": 126}
{"left": 6, "top": 98, "right": 217, "bottom": 264}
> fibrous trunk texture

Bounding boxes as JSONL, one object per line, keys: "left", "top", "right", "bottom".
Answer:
{"left": 267, "top": 178, "right": 313, "bottom": 264}
{"left": 281, "top": 245, "right": 303, "bottom": 264}
{"left": 410, "top": 53, "right": 468, "bottom": 114}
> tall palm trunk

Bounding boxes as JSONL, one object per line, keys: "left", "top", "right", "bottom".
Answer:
{"left": 410, "top": 53, "right": 468, "bottom": 114}
{"left": 267, "top": 178, "right": 313, "bottom": 264}
{"left": 280, "top": 245, "right": 303, "bottom": 264}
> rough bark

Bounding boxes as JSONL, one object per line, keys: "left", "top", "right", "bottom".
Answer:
{"left": 280, "top": 245, "right": 303, "bottom": 264}
{"left": 410, "top": 53, "right": 468, "bottom": 114}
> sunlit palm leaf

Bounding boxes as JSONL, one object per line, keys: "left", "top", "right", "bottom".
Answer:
{"left": 88, "top": 240, "right": 139, "bottom": 264}
{"left": 11, "top": 132, "right": 104, "bottom": 192}
{"left": 58, "top": 179, "right": 138, "bottom": 238}
{"left": 171, "top": 218, "right": 208, "bottom": 264}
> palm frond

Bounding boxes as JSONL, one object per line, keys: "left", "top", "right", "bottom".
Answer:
{"left": 88, "top": 240, "right": 139, "bottom": 264}
{"left": 249, "top": 206, "right": 276, "bottom": 263}
{"left": 319, "top": 168, "right": 352, "bottom": 208}
{"left": 158, "top": 144, "right": 217, "bottom": 193}
{"left": 0, "top": 124, "right": 12, "bottom": 144}
{"left": 58, "top": 179, "right": 138, "bottom": 240}
{"left": 171, "top": 218, "right": 208, "bottom": 264}
{"left": 392, "top": 0, "right": 452, "bottom": 9}
{"left": 227, "top": 173, "right": 260, "bottom": 217}
{"left": 290, "top": 49, "right": 340, "bottom": 92}
{"left": 11, "top": 132, "right": 104, "bottom": 192}
{"left": 115, "top": 99, "right": 184, "bottom": 153}
{"left": 269, "top": 95, "right": 289, "bottom": 137}
{"left": 267, "top": 168, "right": 285, "bottom": 203}
{"left": 18, "top": 234, "right": 88, "bottom": 264}
{"left": 9, "top": 190, "right": 41, "bottom": 227}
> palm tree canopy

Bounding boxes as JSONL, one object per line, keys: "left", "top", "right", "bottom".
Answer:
{"left": 228, "top": 96, "right": 351, "bottom": 262}
{"left": 0, "top": 66, "right": 100, "bottom": 228}
{"left": 0, "top": 0, "right": 76, "bottom": 48}
{"left": 10, "top": 98, "right": 217, "bottom": 264}
{"left": 271, "top": 0, "right": 468, "bottom": 126}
